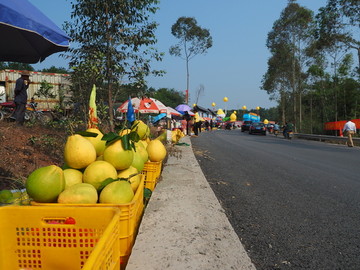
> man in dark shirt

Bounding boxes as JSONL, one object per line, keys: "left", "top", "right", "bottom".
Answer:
{"left": 14, "top": 71, "right": 30, "bottom": 125}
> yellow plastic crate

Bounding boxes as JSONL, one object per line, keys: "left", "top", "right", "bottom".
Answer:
{"left": 0, "top": 206, "right": 120, "bottom": 270}
{"left": 32, "top": 175, "right": 145, "bottom": 258}
{"left": 141, "top": 161, "right": 162, "bottom": 191}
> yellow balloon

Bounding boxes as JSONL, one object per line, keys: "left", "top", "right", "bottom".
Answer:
{"left": 193, "top": 103, "right": 196, "bottom": 107}
{"left": 211, "top": 102, "right": 216, "bottom": 107}
{"left": 223, "top": 97, "right": 228, "bottom": 102}
{"left": 242, "top": 105, "right": 247, "bottom": 110}
{"left": 233, "top": 111, "right": 237, "bottom": 114}
{"left": 256, "top": 106, "right": 260, "bottom": 110}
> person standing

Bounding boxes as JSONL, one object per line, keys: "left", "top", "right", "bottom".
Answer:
{"left": 13, "top": 71, "right": 30, "bottom": 126}
{"left": 343, "top": 118, "right": 357, "bottom": 147}
{"left": 193, "top": 109, "right": 200, "bottom": 136}
{"left": 183, "top": 111, "right": 191, "bottom": 136}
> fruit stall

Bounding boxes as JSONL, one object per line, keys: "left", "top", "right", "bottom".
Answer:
{"left": 0, "top": 118, "right": 167, "bottom": 270}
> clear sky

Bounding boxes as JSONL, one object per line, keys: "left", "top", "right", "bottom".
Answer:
{"left": 28, "top": 0, "right": 327, "bottom": 110}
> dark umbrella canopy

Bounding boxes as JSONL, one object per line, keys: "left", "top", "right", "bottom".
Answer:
{"left": 0, "top": 0, "right": 70, "bottom": 63}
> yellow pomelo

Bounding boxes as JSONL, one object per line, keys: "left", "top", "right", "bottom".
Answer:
{"left": 103, "top": 140, "right": 134, "bottom": 170}
{"left": 131, "top": 120, "right": 150, "bottom": 139}
{"left": 64, "top": 134, "right": 97, "bottom": 169}
{"left": 135, "top": 141, "right": 149, "bottom": 162}
{"left": 131, "top": 150, "right": 145, "bottom": 172}
{"left": 58, "top": 183, "right": 98, "bottom": 204}
{"left": 83, "top": 161, "right": 118, "bottom": 190}
{"left": 117, "top": 166, "right": 141, "bottom": 192}
{"left": 84, "top": 128, "right": 106, "bottom": 156}
{"left": 63, "top": 168, "right": 83, "bottom": 189}
{"left": 147, "top": 139, "right": 167, "bottom": 162}
{"left": 99, "top": 180, "right": 134, "bottom": 204}
{"left": 119, "top": 129, "right": 131, "bottom": 136}
{"left": 26, "top": 165, "right": 65, "bottom": 203}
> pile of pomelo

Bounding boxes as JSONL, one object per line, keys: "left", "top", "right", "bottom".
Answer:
{"left": 25, "top": 120, "right": 167, "bottom": 204}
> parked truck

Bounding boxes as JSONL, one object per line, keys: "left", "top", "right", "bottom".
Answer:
{"left": 0, "top": 69, "right": 72, "bottom": 110}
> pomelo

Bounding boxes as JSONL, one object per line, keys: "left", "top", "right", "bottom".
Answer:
{"left": 131, "top": 120, "right": 150, "bottom": 139}
{"left": 99, "top": 180, "right": 134, "bottom": 204}
{"left": 103, "top": 140, "right": 134, "bottom": 170}
{"left": 64, "top": 134, "right": 97, "bottom": 169}
{"left": 135, "top": 141, "right": 149, "bottom": 162}
{"left": 63, "top": 169, "right": 83, "bottom": 189}
{"left": 131, "top": 150, "right": 145, "bottom": 172}
{"left": 118, "top": 166, "right": 141, "bottom": 192}
{"left": 147, "top": 139, "right": 167, "bottom": 162}
{"left": 26, "top": 165, "right": 65, "bottom": 203}
{"left": 84, "top": 128, "right": 106, "bottom": 156}
{"left": 58, "top": 183, "right": 98, "bottom": 204}
{"left": 83, "top": 161, "right": 118, "bottom": 190}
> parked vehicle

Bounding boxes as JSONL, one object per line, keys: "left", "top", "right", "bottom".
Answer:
{"left": 249, "top": 122, "right": 267, "bottom": 135}
{"left": 241, "top": 121, "right": 252, "bottom": 132}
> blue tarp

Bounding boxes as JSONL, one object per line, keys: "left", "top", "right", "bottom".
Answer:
{"left": 0, "top": 0, "right": 70, "bottom": 63}
{"left": 152, "top": 113, "right": 166, "bottom": 123}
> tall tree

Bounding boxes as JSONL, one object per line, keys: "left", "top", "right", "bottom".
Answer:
{"left": 316, "top": 0, "right": 360, "bottom": 77}
{"left": 169, "top": 17, "right": 212, "bottom": 103}
{"left": 264, "top": 0, "right": 314, "bottom": 130}
{"left": 65, "top": 0, "right": 163, "bottom": 130}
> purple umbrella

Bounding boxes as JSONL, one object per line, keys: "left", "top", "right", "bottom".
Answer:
{"left": 175, "top": 104, "right": 192, "bottom": 112}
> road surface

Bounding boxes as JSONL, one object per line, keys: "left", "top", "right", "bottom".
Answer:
{"left": 191, "top": 129, "right": 360, "bottom": 270}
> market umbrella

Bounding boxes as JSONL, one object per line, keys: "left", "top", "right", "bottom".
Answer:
{"left": 175, "top": 104, "right": 192, "bottom": 113}
{"left": 152, "top": 113, "right": 166, "bottom": 123}
{"left": 167, "top": 106, "right": 181, "bottom": 116}
{"left": 0, "top": 0, "right": 70, "bottom": 63}
{"left": 117, "top": 97, "right": 168, "bottom": 114}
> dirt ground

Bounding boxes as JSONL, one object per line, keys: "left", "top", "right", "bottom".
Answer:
{"left": 0, "top": 121, "right": 67, "bottom": 190}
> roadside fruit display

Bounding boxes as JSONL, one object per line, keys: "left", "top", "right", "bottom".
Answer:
{"left": 21, "top": 119, "right": 166, "bottom": 205}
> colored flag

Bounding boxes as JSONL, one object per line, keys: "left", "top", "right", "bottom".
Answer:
{"left": 126, "top": 97, "right": 136, "bottom": 123}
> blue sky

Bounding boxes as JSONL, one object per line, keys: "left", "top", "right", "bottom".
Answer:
{"left": 29, "top": 0, "right": 327, "bottom": 110}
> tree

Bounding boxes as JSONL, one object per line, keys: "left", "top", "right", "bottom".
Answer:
{"left": 316, "top": 0, "right": 360, "bottom": 77}
{"left": 153, "top": 88, "right": 185, "bottom": 108}
{"left": 65, "top": 0, "right": 163, "bottom": 131}
{"left": 263, "top": 1, "right": 314, "bottom": 130}
{"left": 169, "top": 17, "right": 212, "bottom": 103}
{"left": 0, "top": 62, "right": 34, "bottom": 71}
{"left": 41, "top": 66, "right": 69, "bottom": 74}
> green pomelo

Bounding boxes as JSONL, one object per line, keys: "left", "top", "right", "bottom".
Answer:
{"left": 99, "top": 180, "right": 134, "bottom": 204}
{"left": 131, "top": 150, "right": 145, "bottom": 172}
{"left": 0, "top": 190, "right": 13, "bottom": 204}
{"left": 26, "top": 165, "right": 65, "bottom": 203}
{"left": 135, "top": 141, "right": 149, "bottom": 162}
{"left": 63, "top": 168, "right": 83, "bottom": 189}
{"left": 103, "top": 140, "right": 134, "bottom": 170}
{"left": 58, "top": 183, "right": 98, "bottom": 204}
{"left": 117, "top": 166, "right": 141, "bottom": 192}
{"left": 83, "top": 161, "right": 118, "bottom": 190}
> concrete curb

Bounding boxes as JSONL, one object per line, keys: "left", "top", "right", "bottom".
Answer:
{"left": 126, "top": 136, "right": 256, "bottom": 270}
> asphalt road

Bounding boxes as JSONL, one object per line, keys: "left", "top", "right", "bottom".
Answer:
{"left": 191, "top": 129, "right": 360, "bottom": 270}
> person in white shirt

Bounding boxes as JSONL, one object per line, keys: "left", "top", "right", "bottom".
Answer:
{"left": 342, "top": 119, "right": 357, "bottom": 147}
